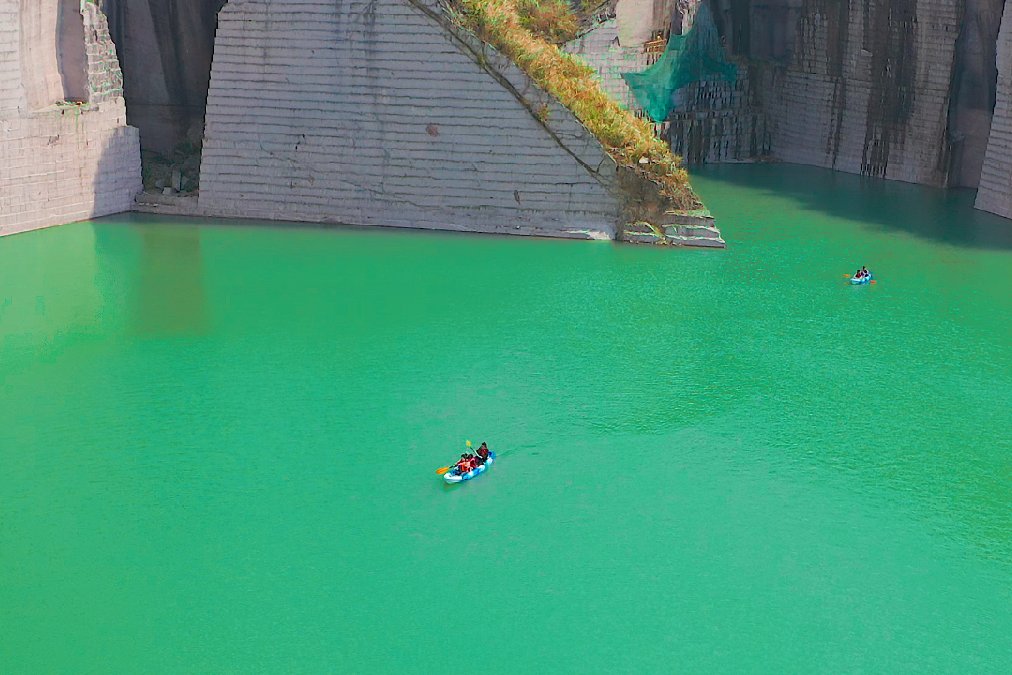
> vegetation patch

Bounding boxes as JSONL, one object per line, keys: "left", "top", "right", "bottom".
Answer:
{"left": 448, "top": 0, "right": 701, "bottom": 209}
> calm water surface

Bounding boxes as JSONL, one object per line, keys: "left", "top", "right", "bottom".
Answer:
{"left": 2, "top": 165, "right": 1010, "bottom": 671}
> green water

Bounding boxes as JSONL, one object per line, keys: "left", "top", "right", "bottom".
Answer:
{"left": 2, "top": 165, "right": 1010, "bottom": 672}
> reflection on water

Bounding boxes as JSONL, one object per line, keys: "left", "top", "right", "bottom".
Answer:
{"left": 132, "top": 225, "right": 207, "bottom": 337}
{"left": 0, "top": 223, "right": 100, "bottom": 359}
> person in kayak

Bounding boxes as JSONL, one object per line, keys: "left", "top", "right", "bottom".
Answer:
{"left": 476, "top": 442, "right": 489, "bottom": 460}
{"left": 861, "top": 266, "right": 870, "bottom": 278}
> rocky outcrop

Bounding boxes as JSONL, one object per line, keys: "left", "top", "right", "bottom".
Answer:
{"left": 976, "top": 1, "right": 1012, "bottom": 219}
{"left": 0, "top": 0, "right": 140, "bottom": 237}
{"left": 198, "top": 0, "right": 722, "bottom": 246}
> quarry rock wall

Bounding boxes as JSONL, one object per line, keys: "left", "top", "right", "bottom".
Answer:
{"left": 1, "top": 0, "right": 141, "bottom": 237}
{"left": 608, "top": 0, "right": 1011, "bottom": 218}
{"left": 947, "top": 0, "right": 1005, "bottom": 188}
{"left": 667, "top": 71, "right": 772, "bottom": 164}
{"left": 747, "top": 0, "right": 962, "bottom": 187}
{"left": 198, "top": 0, "right": 677, "bottom": 240}
{"left": 976, "top": 1, "right": 1012, "bottom": 219}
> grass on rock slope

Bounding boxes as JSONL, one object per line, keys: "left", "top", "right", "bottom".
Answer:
{"left": 449, "top": 0, "right": 702, "bottom": 210}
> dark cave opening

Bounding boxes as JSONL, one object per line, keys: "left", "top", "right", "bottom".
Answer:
{"left": 101, "top": 0, "right": 227, "bottom": 193}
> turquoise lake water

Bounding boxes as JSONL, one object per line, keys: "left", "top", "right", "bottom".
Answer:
{"left": 1, "top": 164, "right": 1010, "bottom": 671}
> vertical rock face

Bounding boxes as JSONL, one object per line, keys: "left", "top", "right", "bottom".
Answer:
{"left": 947, "top": 0, "right": 1005, "bottom": 188}
{"left": 98, "top": 0, "right": 225, "bottom": 154}
{"left": 198, "top": 0, "right": 668, "bottom": 239}
{"left": 651, "top": 1, "right": 1008, "bottom": 215}
{"left": 0, "top": 0, "right": 140, "bottom": 237}
{"left": 749, "top": 0, "right": 962, "bottom": 186}
{"left": 976, "top": 2, "right": 1012, "bottom": 219}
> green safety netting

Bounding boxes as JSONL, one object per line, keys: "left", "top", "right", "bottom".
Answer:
{"left": 622, "top": 3, "right": 737, "bottom": 122}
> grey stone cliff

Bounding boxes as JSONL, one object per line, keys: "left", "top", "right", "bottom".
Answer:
{"left": 197, "top": 0, "right": 717, "bottom": 242}
{"left": 976, "top": 1, "right": 1012, "bottom": 220}
{"left": 0, "top": 0, "right": 140, "bottom": 237}
{"left": 750, "top": 0, "right": 961, "bottom": 186}
{"left": 576, "top": 0, "right": 1012, "bottom": 221}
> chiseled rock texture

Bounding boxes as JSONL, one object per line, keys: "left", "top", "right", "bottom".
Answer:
{"left": 199, "top": 0, "right": 676, "bottom": 239}
{"left": 976, "top": 2, "right": 1012, "bottom": 220}
{"left": 743, "top": 0, "right": 961, "bottom": 187}
{"left": 0, "top": 0, "right": 140, "bottom": 237}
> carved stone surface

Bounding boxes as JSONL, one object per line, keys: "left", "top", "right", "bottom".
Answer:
{"left": 976, "top": 1, "right": 1012, "bottom": 220}
{"left": 198, "top": 0, "right": 715, "bottom": 243}
{"left": 0, "top": 0, "right": 141, "bottom": 237}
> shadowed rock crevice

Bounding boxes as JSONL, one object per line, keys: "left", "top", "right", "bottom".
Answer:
{"left": 99, "top": 0, "right": 226, "bottom": 193}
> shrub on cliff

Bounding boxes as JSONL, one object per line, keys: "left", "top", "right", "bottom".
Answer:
{"left": 447, "top": 0, "right": 700, "bottom": 209}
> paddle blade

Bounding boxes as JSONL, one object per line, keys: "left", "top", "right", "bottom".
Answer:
{"left": 436, "top": 466, "right": 450, "bottom": 475}
{"left": 844, "top": 274, "right": 851, "bottom": 278}
{"left": 870, "top": 280, "right": 877, "bottom": 284}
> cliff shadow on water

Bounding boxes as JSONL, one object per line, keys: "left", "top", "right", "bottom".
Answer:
{"left": 695, "top": 163, "right": 1012, "bottom": 250}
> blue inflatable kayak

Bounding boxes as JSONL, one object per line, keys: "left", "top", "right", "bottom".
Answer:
{"left": 850, "top": 273, "right": 873, "bottom": 285}
{"left": 444, "top": 451, "right": 496, "bottom": 484}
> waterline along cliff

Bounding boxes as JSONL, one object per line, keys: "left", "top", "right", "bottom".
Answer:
{"left": 3, "top": 1, "right": 1012, "bottom": 236}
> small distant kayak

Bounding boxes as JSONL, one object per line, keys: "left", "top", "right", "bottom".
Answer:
{"left": 850, "top": 273, "right": 873, "bottom": 285}
{"left": 444, "top": 451, "right": 496, "bottom": 484}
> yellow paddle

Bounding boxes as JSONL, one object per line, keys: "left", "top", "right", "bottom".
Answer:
{"left": 431, "top": 441, "right": 469, "bottom": 473}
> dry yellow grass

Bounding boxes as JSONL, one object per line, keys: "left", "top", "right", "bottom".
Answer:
{"left": 451, "top": 0, "right": 700, "bottom": 208}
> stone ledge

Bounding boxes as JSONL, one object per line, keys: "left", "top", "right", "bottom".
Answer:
{"left": 618, "top": 217, "right": 726, "bottom": 249}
